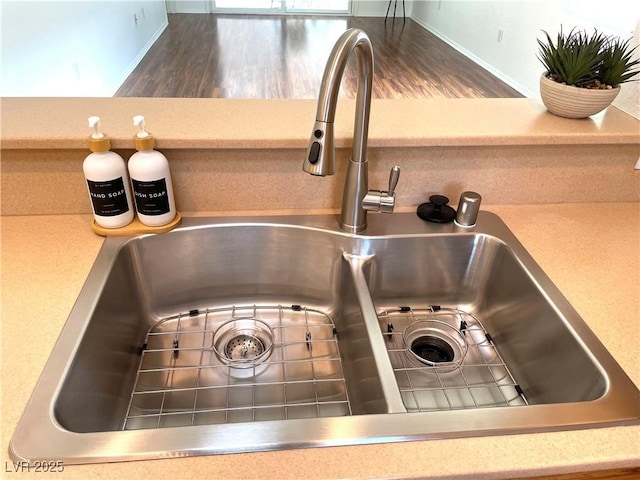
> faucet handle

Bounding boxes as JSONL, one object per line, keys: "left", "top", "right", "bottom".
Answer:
{"left": 388, "top": 165, "right": 400, "bottom": 196}
{"left": 363, "top": 165, "right": 401, "bottom": 214}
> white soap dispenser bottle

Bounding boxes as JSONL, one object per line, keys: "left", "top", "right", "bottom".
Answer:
{"left": 128, "top": 115, "right": 177, "bottom": 227}
{"left": 83, "top": 116, "right": 134, "bottom": 228}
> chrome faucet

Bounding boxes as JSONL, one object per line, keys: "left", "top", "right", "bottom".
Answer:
{"left": 303, "top": 28, "right": 400, "bottom": 233}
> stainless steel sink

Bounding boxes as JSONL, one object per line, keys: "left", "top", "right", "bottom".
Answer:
{"left": 10, "top": 212, "right": 639, "bottom": 464}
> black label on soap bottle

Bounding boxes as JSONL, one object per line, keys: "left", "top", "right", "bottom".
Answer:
{"left": 86, "top": 177, "right": 130, "bottom": 216}
{"left": 132, "top": 178, "right": 170, "bottom": 216}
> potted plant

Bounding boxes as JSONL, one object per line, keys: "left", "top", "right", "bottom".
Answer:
{"left": 537, "top": 27, "right": 640, "bottom": 118}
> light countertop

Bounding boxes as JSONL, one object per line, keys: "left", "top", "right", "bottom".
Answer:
{"left": 1, "top": 204, "right": 639, "bottom": 479}
{"left": 2, "top": 97, "right": 638, "bottom": 150}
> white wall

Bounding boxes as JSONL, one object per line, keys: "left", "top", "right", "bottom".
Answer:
{"left": 410, "top": 0, "right": 640, "bottom": 117}
{"left": 613, "top": 19, "right": 640, "bottom": 118}
{"left": 352, "top": 0, "right": 394, "bottom": 16}
{"left": 1, "top": 1, "right": 168, "bottom": 96}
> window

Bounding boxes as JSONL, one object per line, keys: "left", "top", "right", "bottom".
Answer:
{"left": 213, "top": 0, "right": 350, "bottom": 14}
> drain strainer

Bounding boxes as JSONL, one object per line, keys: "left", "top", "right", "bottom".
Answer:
{"left": 403, "top": 319, "right": 467, "bottom": 371}
{"left": 213, "top": 318, "right": 274, "bottom": 368}
{"left": 224, "top": 334, "right": 266, "bottom": 361}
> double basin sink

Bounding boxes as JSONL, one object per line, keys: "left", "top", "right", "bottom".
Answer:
{"left": 10, "top": 212, "right": 640, "bottom": 464}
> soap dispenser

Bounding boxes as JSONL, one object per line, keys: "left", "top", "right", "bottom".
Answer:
{"left": 83, "top": 116, "right": 134, "bottom": 228}
{"left": 128, "top": 115, "right": 177, "bottom": 227}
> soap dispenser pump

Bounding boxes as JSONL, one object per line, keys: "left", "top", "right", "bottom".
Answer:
{"left": 128, "top": 115, "right": 177, "bottom": 227}
{"left": 83, "top": 116, "right": 134, "bottom": 229}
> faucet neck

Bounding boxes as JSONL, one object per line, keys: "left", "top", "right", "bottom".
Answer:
{"left": 316, "top": 29, "right": 373, "bottom": 165}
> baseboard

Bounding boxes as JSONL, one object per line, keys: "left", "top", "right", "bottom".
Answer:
{"left": 410, "top": 15, "right": 535, "bottom": 98}
{"left": 109, "top": 19, "right": 169, "bottom": 96}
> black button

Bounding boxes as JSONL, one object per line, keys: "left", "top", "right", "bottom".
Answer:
{"left": 308, "top": 142, "right": 321, "bottom": 164}
{"left": 314, "top": 129, "right": 323, "bottom": 139}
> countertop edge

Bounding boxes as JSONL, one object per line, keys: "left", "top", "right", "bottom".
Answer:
{"left": 2, "top": 97, "right": 638, "bottom": 150}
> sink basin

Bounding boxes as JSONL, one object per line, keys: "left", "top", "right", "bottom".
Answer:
{"left": 362, "top": 234, "right": 605, "bottom": 409}
{"left": 10, "top": 212, "right": 639, "bottom": 464}
{"left": 53, "top": 224, "right": 388, "bottom": 434}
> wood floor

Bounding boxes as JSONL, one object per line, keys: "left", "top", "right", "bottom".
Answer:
{"left": 512, "top": 467, "right": 640, "bottom": 480}
{"left": 115, "top": 14, "right": 523, "bottom": 99}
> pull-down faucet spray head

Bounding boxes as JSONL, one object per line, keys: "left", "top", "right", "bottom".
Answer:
{"left": 304, "top": 120, "right": 335, "bottom": 177}
{"left": 303, "top": 28, "right": 372, "bottom": 180}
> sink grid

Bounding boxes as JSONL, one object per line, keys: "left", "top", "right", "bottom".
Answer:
{"left": 380, "top": 306, "right": 528, "bottom": 411}
{"left": 123, "top": 304, "right": 351, "bottom": 430}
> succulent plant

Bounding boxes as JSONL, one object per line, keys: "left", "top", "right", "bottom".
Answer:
{"left": 600, "top": 36, "right": 640, "bottom": 87}
{"left": 538, "top": 27, "right": 640, "bottom": 88}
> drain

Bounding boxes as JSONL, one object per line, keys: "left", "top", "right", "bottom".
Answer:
{"left": 224, "top": 334, "right": 265, "bottom": 361}
{"left": 403, "top": 319, "right": 468, "bottom": 371}
{"left": 213, "top": 318, "right": 274, "bottom": 368}
{"left": 411, "top": 336, "right": 455, "bottom": 364}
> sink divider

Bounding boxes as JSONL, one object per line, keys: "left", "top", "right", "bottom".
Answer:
{"left": 343, "top": 253, "right": 407, "bottom": 414}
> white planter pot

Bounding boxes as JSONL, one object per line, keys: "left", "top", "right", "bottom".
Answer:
{"left": 539, "top": 74, "right": 620, "bottom": 119}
